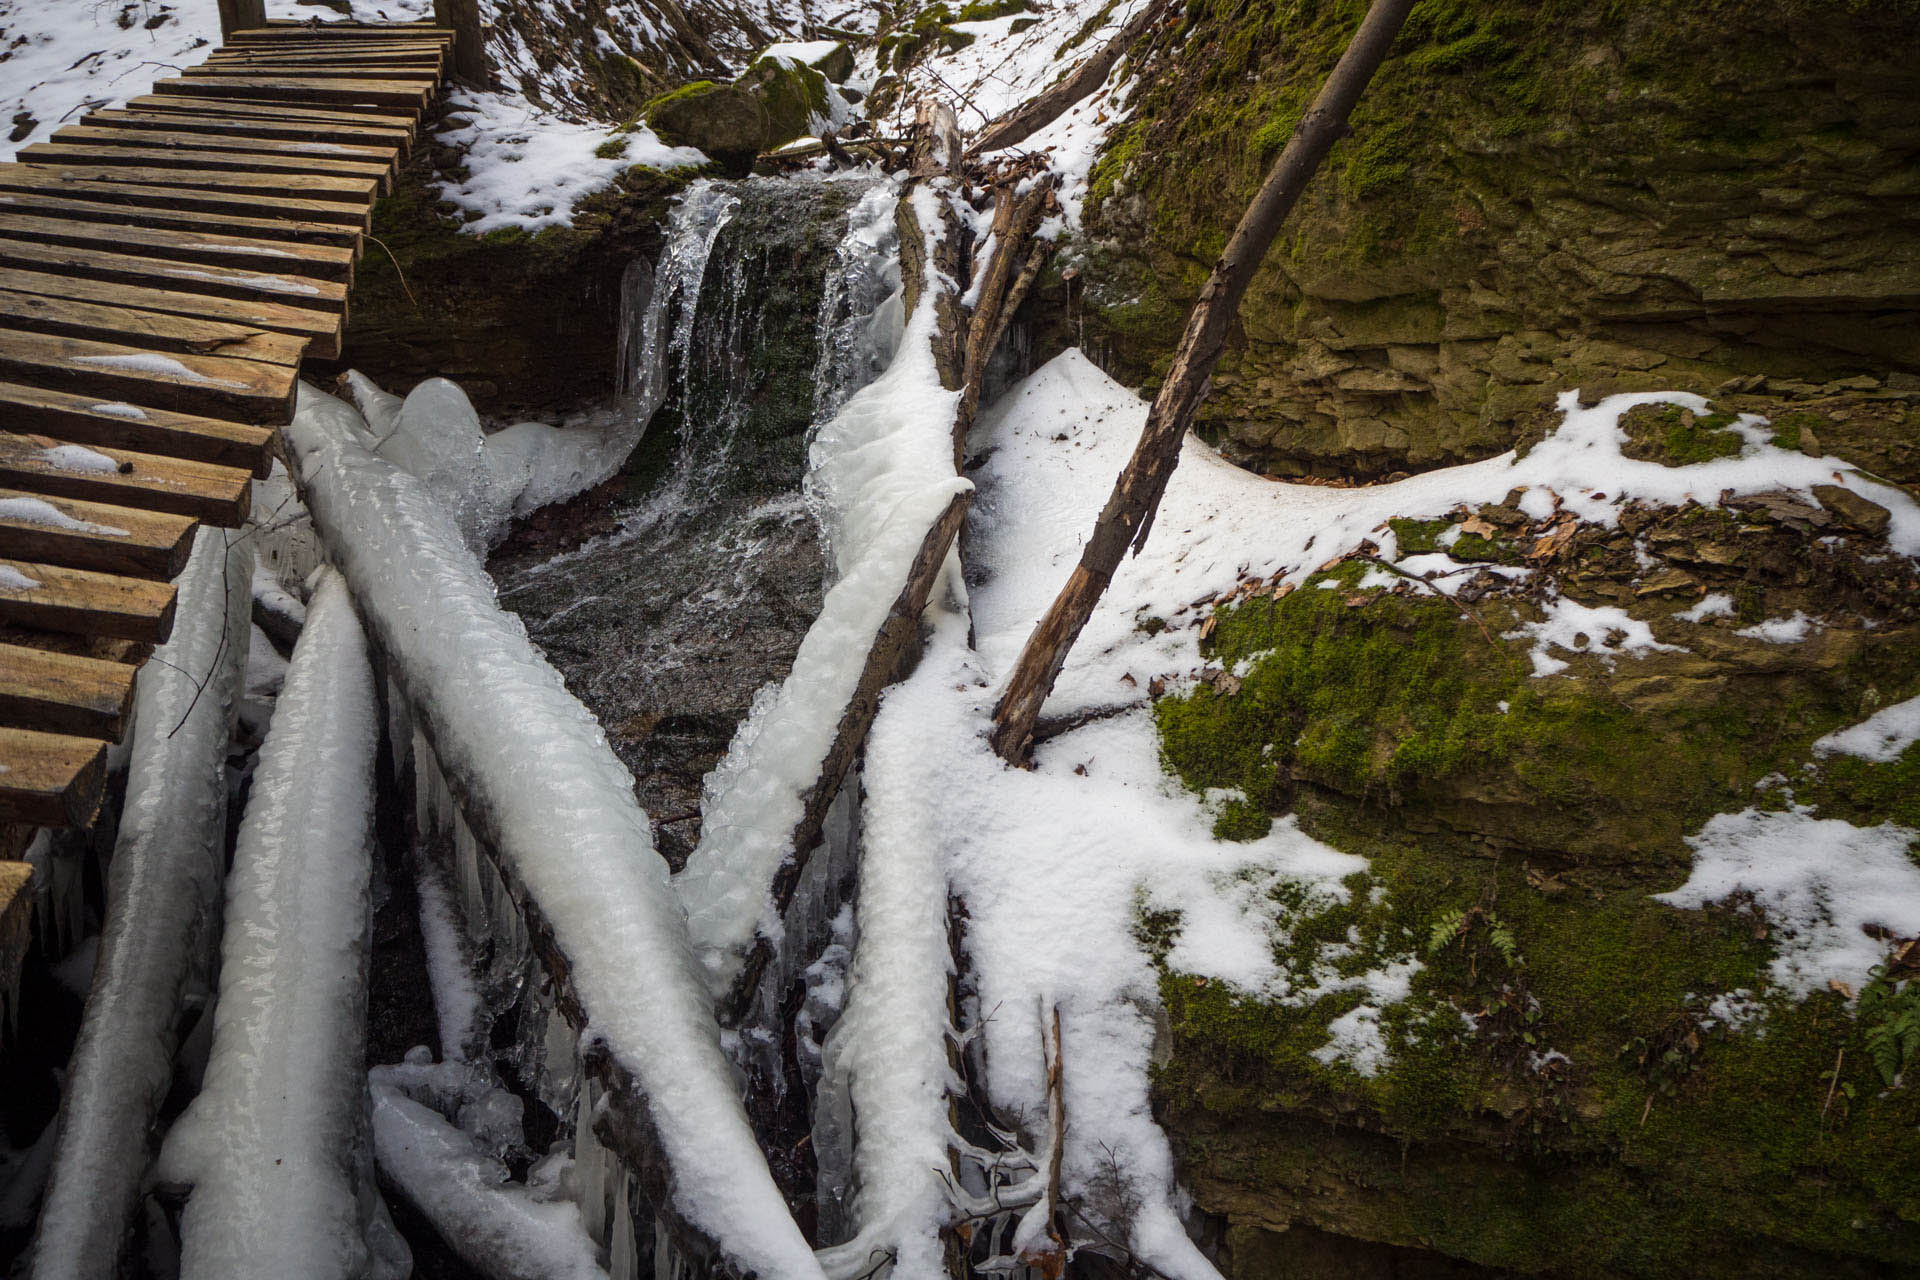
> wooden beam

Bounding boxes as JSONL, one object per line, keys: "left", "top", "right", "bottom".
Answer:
{"left": 0, "top": 727, "right": 107, "bottom": 827}
{"left": 0, "top": 187, "right": 361, "bottom": 249}
{"left": 154, "top": 76, "right": 431, "bottom": 113}
{"left": 80, "top": 109, "right": 411, "bottom": 156}
{"left": 228, "top": 26, "right": 452, "bottom": 41}
{"left": 216, "top": 0, "right": 267, "bottom": 41}
{"left": 0, "top": 237, "right": 347, "bottom": 315}
{"left": 0, "top": 161, "right": 379, "bottom": 207}
{"left": 0, "top": 486, "right": 197, "bottom": 580}
{"left": 0, "top": 432, "right": 251, "bottom": 527}
{"left": 0, "top": 558, "right": 177, "bottom": 643}
{"left": 0, "top": 644, "right": 136, "bottom": 740}
{"left": 54, "top": 125, "right": 399, "bottom": 175}
{"left": 0, "top": 290, "right": 308, "bottom": 367}
{"left": 120, "top": 95, "right": 419, "bottom": 143}
{"left": 0, "top": 328, "right": 296, "bottom": 424}
{"left": 0, "top": 169, "right": 371, "bottom": 229}
{"left": 0, "top": 265, "right": 341, "bottom": 359}
{"left": 19, "top": 143, "right": 394, "bottom": 189}
{"left": 187, "top": 63, "right": 442, "bottom": 83}
{"left": 0, "top": 380, "right": 274, "bottom": 474}
{"left": 0, "top": 210, "right": 355, "bottom": 285}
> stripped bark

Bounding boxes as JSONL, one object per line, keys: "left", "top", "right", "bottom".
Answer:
{"left": 988, "top": 0, "right": 1419, "bottom": 764}
{"left": 966, "top": 0, "right": 1180, "bottom": 156}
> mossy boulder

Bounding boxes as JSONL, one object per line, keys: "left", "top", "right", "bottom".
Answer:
{"left": 1067, "top": 0, "right": 1920, "bottom": 480}
{"left": 1150, "top": 494, "right": 1920, "bottom": 1276}
{"left": 644, "top": 80, "right": 768, "bottom": 172}
{"left": 737, "top": 55, "right": 832, "bottom": 149}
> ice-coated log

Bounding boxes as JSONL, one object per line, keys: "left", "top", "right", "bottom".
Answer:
{"left": 154, "top": 571, "right": 398, "bottom": 1280}
{"left": 281, "top": 383, "right": 826, "bottom": 1280}
{"left": 32, "top": 526, "right": 252, "bottom": 1280}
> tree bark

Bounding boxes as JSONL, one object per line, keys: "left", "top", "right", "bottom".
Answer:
{"left": 966, "top": 0, "right": 1178, "bottom": 156}
{"left": 987, "top": 0, "right": 1419, "bottom": 765}
{"left": 215, "top": 0, "right": 266, "bottom": 38}
{"left": 432, "top": 0, "right": 490, "bottom": 86}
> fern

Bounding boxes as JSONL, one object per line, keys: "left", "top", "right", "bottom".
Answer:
{"left": 1857, "top": 965, "right": 1920, "bottom": 1087}
{"left": 1426, "top": 908, "right": 1467, "bottom": 956}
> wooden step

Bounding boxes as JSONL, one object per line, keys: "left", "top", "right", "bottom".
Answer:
{"left": 80, "top": 109, "right": 410, "bottom": 155}
{"left": 0, "top": 291, "right": 307, "bottom": 367}
{"left": 0, "top": 727, "right": 107, "bottom": 827}
{"left": 120, "top": 96, "right": 418, "bottom": 144}
{"left": 0, "top": 432, "right": 251, "bottom": 527}
{"left": 0, "top": 486, "right": 196, "bottom": 580}
{"left": 0, "top": 558, "right": 177, "bottom": 643}
{"left": 0, "top": 209, "right": 355, "bottom": 283}
{"left": 204, "top": 51, "right": 444, "bottom": 70}
{"left": 154, "top": 76, "right": 432, "bottom": 113}
{"left": 0, "top": 644, "right": 135, "bottom": 741}
{"left": 0, "top": 329, "right": 296, "bottom": 424}
{"left": 0, "top": 381, "right": 273, "bottom": 474}
{"left": 0, "top": 238, "right": 346, "bottom": 315}
{"left": 0, "top": 169, "right": 372, "bottom": 228}
{"left": 21, "top": 141, "right": 394, "bottom": 188}
{"left": 0, "top": 266, "right": 342, "bottom": 359}
{"left": 57, "top": 124, "right": 399, "bottom": 171}
{"left": 0, "top": 161, "right": 379, "bottom": 207}
{"left": 189, "top": 62, "right": 442, "bottom": 82}
{"left": 229, "top": 25, "right": 453, "bottom": 41}
{"left": 0, "top": 187, "right": 363, "bottom": 249}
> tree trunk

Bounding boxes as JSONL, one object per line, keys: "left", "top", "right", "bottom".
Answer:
{"left": 216, "top": 0, "right": 266, "bottom": 39}
{"left": 432, "top": 0, "right": 490, "bottom": 86}
{"left": 987, "top": 0, "right": 1419, "bottom": 764}
{"left": 967, "top": 0, "right": 1178, "bottom": 156}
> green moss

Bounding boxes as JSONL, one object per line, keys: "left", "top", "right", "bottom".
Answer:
{"left": 641, "top": 79, "right": 720, "bottom": 113}
{"left": 1212, "top": 796, "right": 1273, "bottom": 841}
{"left": 954, "top": 0, "right": 1028, "bottom": 20}
{"left": 593, "top": 136, "right": 628, "bottom": 160}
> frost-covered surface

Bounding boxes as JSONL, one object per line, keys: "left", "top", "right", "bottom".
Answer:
{"left": 1655, "top": 807, "right": 1920, "bottom": 997}
{"left": 0, "top": 0, "right": 220, "bottom": 162}
{"left": 0, "top": 496, "right": 126, "bottom": 537}
{"left": 1813, "top": 696, "right": 1920, "bottom": 764}
{"left": 36, "top": 444, "right": 117, "bottom": 474}
{"left": 371, "top": 1083, "right": 604, "bottom": 1280}
{"left": 416, "top": 868, "right": 483, "bottom": 1061}
{"left": 267, "top": 0, "right": 431, "bottom": 23}
{"left": 433, "top": 90, "right": 704, "bottom": 234}
{"left": 0, "top": 566, "right": 42, "bottom": 591}
{"left": 33, "top": 528, "right": 252, "bottom": 1280}
{"left": 282, "top": 384, "right": 824, "bottom": 1279}
{"left": 676, "top": 182, "right": 967, "bottom": 998}
{"left": 1735, "top": 611, "right": 1819, "bottom": 643}
{"left": 157, "top": 573, "right": 397, "bottom": 1280}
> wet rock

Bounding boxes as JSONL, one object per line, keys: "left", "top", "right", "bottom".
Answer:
{"left": 1811, "top": 483, "right": 1892, "bottom": 538}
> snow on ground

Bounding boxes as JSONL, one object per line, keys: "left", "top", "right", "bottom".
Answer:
{"left": 873, "top": 0, "right": 1161, "bottom": 226}
{"left": 1504, "top": 594, "right": 1685, "bottom": 678}
{"left": 1656, "top": 807, "right": 1920, "bottom": 997}
{"left": 0, "top": 0, "right": 218, "bottom": 162}
{"left": 433, "top": 90, "right": 705, "bottom": 234}
{"left": 266, "top": 0, "right": 432, "bottom": 23}
{"left": 1814, "top": 695, "right": 1920, "bottom": 764}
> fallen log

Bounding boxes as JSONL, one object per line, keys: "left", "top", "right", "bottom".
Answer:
{"left": 989, "top": 0, "right": 1419, "bottom": 764}
{"left": 966, "top": 0, "right": 1179, "bottom": 157}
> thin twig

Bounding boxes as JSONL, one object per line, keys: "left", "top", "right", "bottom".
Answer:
{"left": 364, "top": 233, "right": 420, "bottom": 312}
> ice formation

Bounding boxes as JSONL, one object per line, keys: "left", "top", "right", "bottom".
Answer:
{"left": 157, "top": 572, "right": 402, "bottom": 1280}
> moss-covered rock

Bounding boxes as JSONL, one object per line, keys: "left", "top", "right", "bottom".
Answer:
{"left": 644, "top": 80, "right": 768, "bottom": 171}
{"left": 737, "top": 55, "right": 832, "bottom": 149}
{"left": 1149, "top": 493, "right": 1920, "bottom": 1276}
{"left": 1069, "top": 0, "right": 1920, "bottom": 480}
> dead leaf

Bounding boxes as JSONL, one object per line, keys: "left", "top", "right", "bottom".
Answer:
{"left": 1072, "top": 763, "right": 1088, "bottom": 776}
{"left": 1119, "top": 672, "right": 1137, "bottom": 687}
{"left": 1212, "top": 671, "right": 1243, "bottom": 695}
{"left": 1458, "top": 515, "right": 1498, "bottom": 538}
{"left": 1148, "top": 677, "right": 1166, "bottom": 697}
{"left": 1527, "top": 519, "right": 1578, "bottom": 561}
{"left": 1199, "top": 614, "right": 1218, "bottom": 640}
{"left": 1343, "top": 592, "right": 1371, "bottom": 608}
{"left": 1829, "top": 978, "right": 1855, "bottom": 1000}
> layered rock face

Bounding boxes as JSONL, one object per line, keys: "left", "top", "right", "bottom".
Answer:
{"left": 1076, "top": 0, "right": 1920, "bottom": 480}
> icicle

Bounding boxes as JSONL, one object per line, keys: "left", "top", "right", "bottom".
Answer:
{"left": 154, "top": 571, "right": 394, "bottom": 1280}
{"left": 31, "top": 527, "right": 252, "bottom": 1280}
{"left": 281, "top": 383, "right": 826, "bottom": 1280}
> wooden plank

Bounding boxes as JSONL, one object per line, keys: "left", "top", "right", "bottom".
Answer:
{"left": 81, "top": 109, "right": 411, "bottom": 155}
{"left": 0, "top": 208, "right": 356, "bottom": 283}
{"left": 0, "top": 168, "right": 372, "bottom": 228}
{"left": 0, "top": 559, "right": 177, "bottom": 643}
{"left": 229, "top": 25, "right": 452, "bottom": 40}
{"left": 190, "top": 63, "right": 442, "bottom": 82}
{"left": 0, "top": 432, "right": 251, "bottom": 527}
{"left": 0, "top": 645, "right": 133, "bottom": 745}
{"left": 0, "top": 187, "right": 364, "bottom": 248}
{"left": 17, "top": 144, "right": 394, "bottom": 194}
{"left": 0, "top": 239, "right": 346, "bottom": 316}
{"left": 0, "top": 290, "right": 305, "bottom": 369}
{"left": 0, "top": 727, "right": 106, "bottom": 827}
{"left": 57, "top": 124, "right": 399, "bottom": 171}
{"left": 120, "top": 96, "right": 419, "bottom": 142}
{"left": 154, "top": 76, "right": 431, "bottom": 112}
{"left": 0, "top": 265, "right": 338, "bottom": 359}
{"left": 0, "top": 381, "right": 273, "bottom": 474}
{"left": 0, "top": 161, "right": 379, "bottom": 207}
{"left": 203, "top": 53, "right": 443, "bottom": 71}
{"left": 0, "top": 329, "right": 296, "bottom": 424}
{"left": 0, "top": 487, "right": 195, "bottom": 580}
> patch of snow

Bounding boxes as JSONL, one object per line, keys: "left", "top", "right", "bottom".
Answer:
{"left": 415, "top": 869, "right": 482, "bottom": 1062}
{"left": 1674, "top": 592, "right": 1735, "bottom": 623}
{"left": 0, "top": 566, "right": 41, "bottom": 592}
{"left": 1308, "top": 959, "right": 1423, "bottom": 1078}
{"left": 0, "top": 495, "right": 126, "bottom": 537}
{"left": 37, "top": 444, "right": 117, "bottom": 473}
{"left": 89, "top": 402, "right": 148, "bottom": 420}
{"left": 1503, "top": 594, "right": 1685, "bottom": 678}
{"left": 1813, "top": 696, "right": 1920, "bottom": 765}
{"left": 73, "top": 352, "right": 242, "bottom": 388}
{"left": 1655, "top": 807, "right": 1920, "bottom": 997}
{"left": 432, "top": 89, "right": 705, "bottom": 234}
{"left": 171, "top": 267, "right": 320, "bottom": 296}
{"left": 758, "top": 40, "right": 843, "bottom": 67}
{"left": 1735, "top": 611, "right": 1819, "bottom": 643}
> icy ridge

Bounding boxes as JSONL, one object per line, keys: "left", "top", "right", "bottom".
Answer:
{"left": 156, "top": 571, "right": 397, "bottom": 1280}
{"left": 281, "top": 384, "right": 824, "bottom": 1280}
